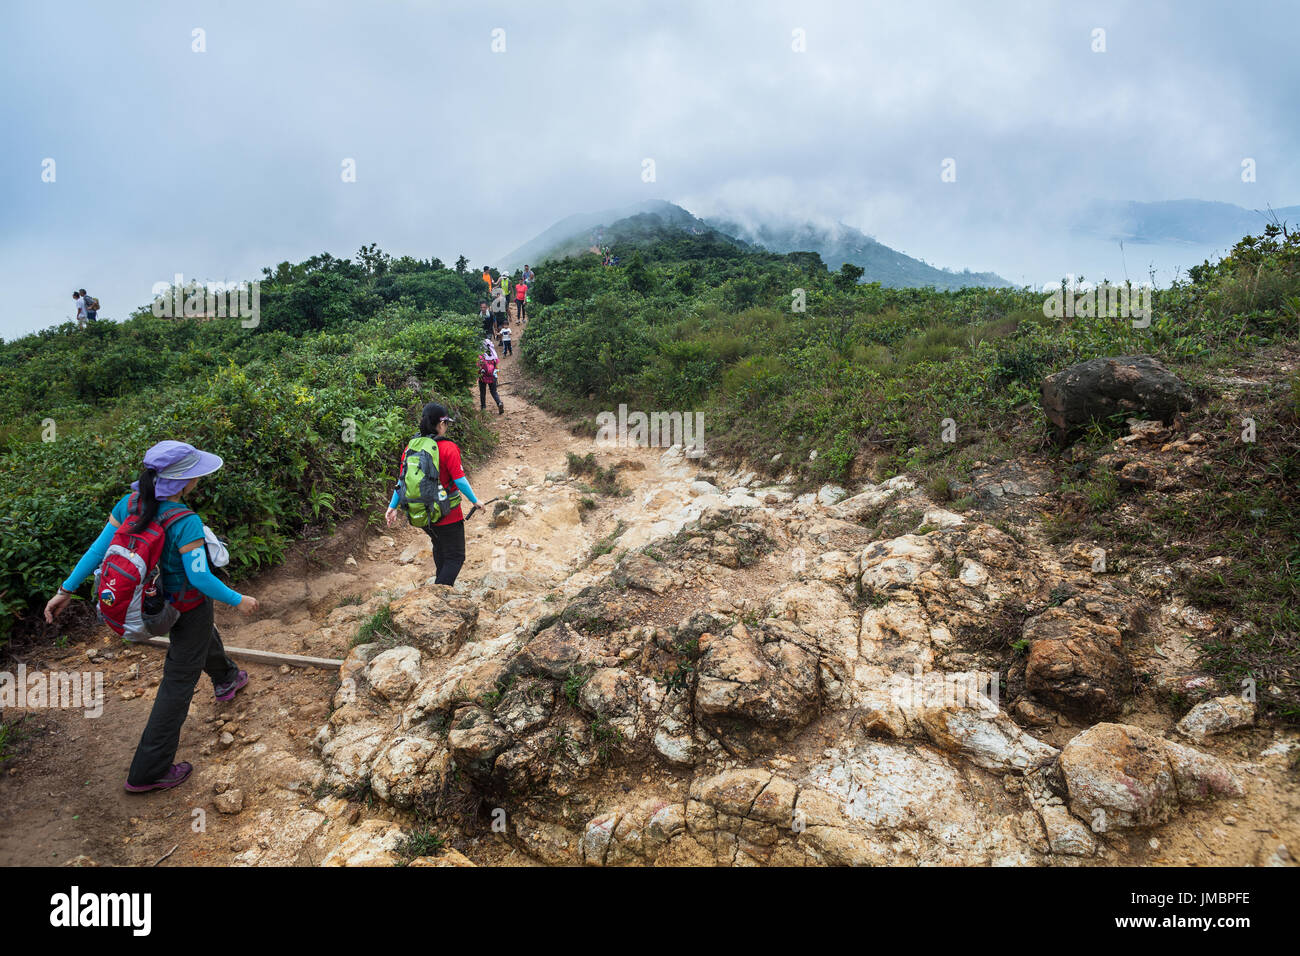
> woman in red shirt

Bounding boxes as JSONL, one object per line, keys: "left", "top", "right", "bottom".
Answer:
{"left": 385, "top": 403, "right": 481, "bottom": 586}
{"left": 478, "top": 340, "right": 504, "bottom": 414}
{"left": 514, "top": 281, "right": 528, "bottom": 322}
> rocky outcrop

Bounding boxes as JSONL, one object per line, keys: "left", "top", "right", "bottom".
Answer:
{"left": 308, "top": 476, "right": 1250, "bottom": 868}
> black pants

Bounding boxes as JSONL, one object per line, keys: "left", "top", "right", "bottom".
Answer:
{"left": 425, "top": 519, "right": 466, "bottom": 585}
{"left": 480, "top": 380, "right": 502, "bottom": 409}
{"left": 502, "top": 338, "right": 512, "bottom": 355}
{"left": 516, "top": 300, "right": 526, "bottom": 320}
{"left": 127, "top": 598, "right": 238, "bottom": 785}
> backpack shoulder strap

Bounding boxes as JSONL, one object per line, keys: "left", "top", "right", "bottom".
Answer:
{"left": 159, "top": 506, "right": 197, "bottom": 530}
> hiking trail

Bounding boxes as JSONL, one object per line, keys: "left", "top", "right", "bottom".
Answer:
{"left": 1, "top": 311, "right": 1296, "bottom": 867}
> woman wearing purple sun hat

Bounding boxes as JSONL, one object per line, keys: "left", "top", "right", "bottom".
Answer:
{"left": 44, "top": 440, "right": 262, "bottom": 794}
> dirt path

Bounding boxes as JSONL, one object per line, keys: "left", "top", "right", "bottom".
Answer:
{"left": 0, "top": 305, "right": 645, "bottom": 866}
{"left": 3, "top": 308, "right": 1295, "bottom": 867}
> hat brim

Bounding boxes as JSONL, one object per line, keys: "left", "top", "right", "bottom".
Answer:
{"left": 172, "top": 450, "right": 224, "bottom": 480}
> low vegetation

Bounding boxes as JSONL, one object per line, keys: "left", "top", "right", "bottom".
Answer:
{"left": 0, "top": 248, "right": 500, "bottom": 646}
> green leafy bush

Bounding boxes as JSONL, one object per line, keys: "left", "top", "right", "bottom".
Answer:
{"left": 0, "top": 248, "right": 493, "bottom": 644}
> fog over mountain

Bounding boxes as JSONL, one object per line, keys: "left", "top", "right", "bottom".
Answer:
{"left": 3, "top": 0, "right": 1298, "bottom": 337}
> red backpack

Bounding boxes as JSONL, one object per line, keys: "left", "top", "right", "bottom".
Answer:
{"left": 94, "top": 494, "right": 198, "bottom": 639}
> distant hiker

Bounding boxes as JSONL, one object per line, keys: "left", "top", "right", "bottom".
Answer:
{"left": 80, "top": 288, "right": 98, "bottom": 322}
{"left": 514, "top": 280, "right": 528, "bottom": 322}
{"left": 500, "top": 325, "right": 513, "bottom": 356}
{"left": 478, "top": 341, "right": 504, "bottom": 414}
{"left": 523, "top": 265, "right": 535, "bottom": 286}
{"left": 481, "top": 268, "right": 493, "bottom": 298}
{"left": 494, "top": 301, "right": 510, "bottom": 342}
{"left": 480, "top": 301, "right": 494, "bottom": 339}
{"left": 491, "top": 277, "right": 508, "bottom": 328}
{"left": 385, "top": 402, "right": 482, "bottom": 586}
{"left": 72, "top": 290, "right": 86, "bottom": 328}
{"left": 43, "top": 441, "right": 260, "bottom": 794}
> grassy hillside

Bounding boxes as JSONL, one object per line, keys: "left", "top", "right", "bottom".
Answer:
{"left": 0, "top": 249, "right": 498, "bottom": 644}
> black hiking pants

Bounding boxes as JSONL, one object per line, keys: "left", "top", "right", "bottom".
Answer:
{"left": 516, "top": 299, "right": 526, "bottom": 321}
{"left": 127, "top": 598, "right": 238, "bottom": 786}
{"left": 425, "top": 519, "right": 466, "bottom": 585}
{"left": 479, "top": 380, "right": 502, "bottom": 409}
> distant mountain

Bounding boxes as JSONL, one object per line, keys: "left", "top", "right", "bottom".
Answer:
{"left": 1073, "top": 199, "right": 1300, "bottom": 245}
{"left": 498, "top": 200, "right": 737, "bottom": 268}
{"left": 703, "top": 215, "right": 1011, "bottom": 290}
{"left": 502, "top": 200, "right": 1011, "bottom": 290}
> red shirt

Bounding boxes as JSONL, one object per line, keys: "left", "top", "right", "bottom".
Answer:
{"left": 398, "top": 437, "right": 466, "bottom": 525}
{"left": 478, "top": 355, "right": 499, "bottom": 383}
{"left": 515, "top": 282, "right": 526, "bottom": 301}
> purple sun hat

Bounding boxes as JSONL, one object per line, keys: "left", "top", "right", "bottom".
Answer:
{"left": 131, "top": 440, "right": 224, "bottom": 498}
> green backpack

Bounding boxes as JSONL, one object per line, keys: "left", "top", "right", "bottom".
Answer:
{"left": 395, "top": 435, "right": 461, "bottom": 527}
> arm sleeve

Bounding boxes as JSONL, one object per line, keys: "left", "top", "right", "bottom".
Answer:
{"left": 180, "top": 542, "right": 244, "bottom": 606}
{"left": 453, "top": 476, "right": 479, "bottom": 506}
{"left": 62, "top": 520, "right": 118, "bottom": 592}
{"left": 389, "top": 443, "right": 408, "bottom": 509}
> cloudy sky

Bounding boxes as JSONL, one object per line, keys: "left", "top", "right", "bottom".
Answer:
{"left": 2, "top": 0, "right": 1297, "bottom": 339}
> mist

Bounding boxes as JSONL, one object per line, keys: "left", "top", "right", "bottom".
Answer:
{"left": 2, "top": 0, "right": 1296, "bottom": 338}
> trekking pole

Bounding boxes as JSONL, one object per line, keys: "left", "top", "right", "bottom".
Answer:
{"left": 465, "top": 496, "right": 501, "bottom": 521}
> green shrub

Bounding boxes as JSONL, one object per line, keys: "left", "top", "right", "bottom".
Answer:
{"left": 0, "top": 249, "right": 493, "bottom": 645}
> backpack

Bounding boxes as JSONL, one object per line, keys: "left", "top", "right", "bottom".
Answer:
{"left": 86, "top": 296, "right": 100, "bottom": 311}
{"left": 395, "top": 436, "right": 460, "bottom": 527}
{"left": 94, "top": 494, "right": 196, "bottom": 640}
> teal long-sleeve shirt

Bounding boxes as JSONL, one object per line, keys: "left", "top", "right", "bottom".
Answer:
{"left": 63, "top": 494, "right": 244, "bottom": 607}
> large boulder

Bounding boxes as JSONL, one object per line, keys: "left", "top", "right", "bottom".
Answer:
{"left": 365, "top": 646, "right": 421, "bottom": 702}
{"left": 389, "top": 588, "right": 479, "bottom": 657}
{"left": 1059, "top": 722, "right": 1243, "bottom": 832}
{"left": 1022, "top": 593, "right": 1140, "bottom": 721}
{"left": 1041, "top": 356, "right": 1195, "bottom": 443}
{"left": 614, "top": 552, "right": 682, "bottom": 595}
{"left": 693, "top": 621, "right": 820, "bottom": 757}
{"left": 1175, "top": 695, "right": 1256, "bottom": 743}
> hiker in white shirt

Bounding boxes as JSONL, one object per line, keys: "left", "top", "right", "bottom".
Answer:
{"left": 73, "top": 291, "right": 87, "bottom": 328}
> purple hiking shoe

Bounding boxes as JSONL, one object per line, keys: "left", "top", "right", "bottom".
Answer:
{"left": 215, "top": 670, "right": 248, "bottom": 702}
{"left": 124, "top": 762, "right": 193, "bottom": 793}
